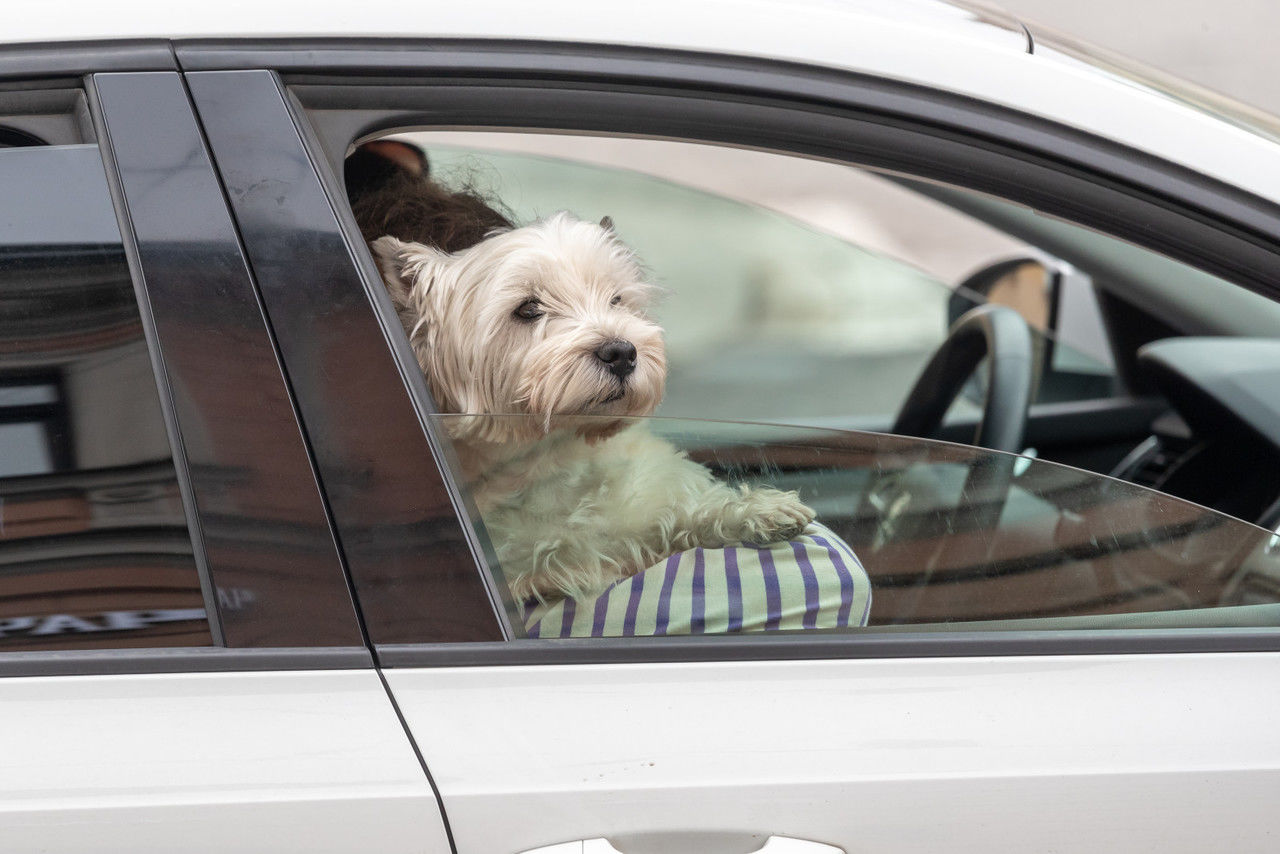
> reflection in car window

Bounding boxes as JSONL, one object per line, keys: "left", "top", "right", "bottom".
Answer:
{"left": 0, "top": 142, "right": 210, "bottom": 650}
{"left": 438, "top": 415, "right": 1280, "bottom": 638}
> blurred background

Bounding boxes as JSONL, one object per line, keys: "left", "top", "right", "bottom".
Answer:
{"left": 1002, "top": 0, "right": 1280, "bottom": 115}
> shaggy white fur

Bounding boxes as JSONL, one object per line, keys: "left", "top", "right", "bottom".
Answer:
{"left": 374, "top": 213, "right": 814, "bottom": 602}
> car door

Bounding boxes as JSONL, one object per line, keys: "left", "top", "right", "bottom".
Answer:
{"left": 182, "top": 52, "right": 1280, "bottom": 854}
{"left": 0, "top": 51, "right": 449, "bottom": 853}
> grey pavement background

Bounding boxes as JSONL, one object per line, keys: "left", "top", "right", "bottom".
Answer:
{"left": 1003, "top": 0, "right": 1280, "bottom": 115}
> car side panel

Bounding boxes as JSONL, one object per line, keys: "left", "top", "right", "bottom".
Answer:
{"left": 0, "top": 669, "right": 450, "bottom": 853}
{"left": 385, "top": 653, "right": 1280, "bottom": 853}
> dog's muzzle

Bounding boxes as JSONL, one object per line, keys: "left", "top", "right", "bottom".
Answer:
{"left": 595, "top": 339, "right": 637, "bottom": 379}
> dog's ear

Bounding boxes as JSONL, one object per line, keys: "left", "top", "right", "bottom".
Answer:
{"left": 598, "top": 215, "right": 615, "bottom": 233}
{"left": 371, "top": 235, "right": 446, "bottom": 312}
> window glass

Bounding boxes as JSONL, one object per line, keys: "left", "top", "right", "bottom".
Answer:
{"left": 0, "top": 140, "right": 210, "bottom": 650}
{"left": 437, "top": 414, "right": 1280, "bottom": 638}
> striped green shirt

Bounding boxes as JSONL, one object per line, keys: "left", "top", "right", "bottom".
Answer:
{"left": 524, "top": 523, "right": 871, "bottom": 638}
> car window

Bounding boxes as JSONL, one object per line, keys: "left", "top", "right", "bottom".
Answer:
{"left": 0, "top": 106, "right": 210, "bottom": 650}
{"left": 323, "top": 118, "right": 1280, "bottom": 646}
{"left": 397, "top": 132, "right": 1121, "bottom": 428}
{"left": 437, "top": 414, "right": 1280, "bottom": 638}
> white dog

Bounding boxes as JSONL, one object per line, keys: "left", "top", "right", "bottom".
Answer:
{"left": 374, "top": 213, "right": 814, "bottom": 603}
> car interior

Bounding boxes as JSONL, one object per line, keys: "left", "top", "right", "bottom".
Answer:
{"left": 337, "top": 128, "right": 1280, "bottom": 636}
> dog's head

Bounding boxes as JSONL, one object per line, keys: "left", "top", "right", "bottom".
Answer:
{"left": 374, "top": 213, "right": 666, "bottom": 438}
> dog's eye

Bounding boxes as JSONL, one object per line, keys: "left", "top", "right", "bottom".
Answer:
{"left": 514, "top": 299, "right": 544, "bottom": 321}
{"left": 610, "top": 295, "right": 622, "bottom": 306}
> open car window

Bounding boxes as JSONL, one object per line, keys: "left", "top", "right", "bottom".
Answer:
{"left": 437, "top": 414, "right": 1280, "bottom": 639}
{"left": 322, "top": 114, "right": 1280, "bottom": 645}
{"left": 399, "top": 134, "right": 1123, "bottom": 428}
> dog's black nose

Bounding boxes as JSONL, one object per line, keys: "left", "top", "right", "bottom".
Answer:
{"left": 595, "top": 339, "right": 637, "bottom": 378}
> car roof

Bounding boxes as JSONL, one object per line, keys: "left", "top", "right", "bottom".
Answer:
{"left": 8, "top": 0, "right": 1030, "bottom": 51}
{"left": 11, "top": 0, "right": 1280, "bottom": 204}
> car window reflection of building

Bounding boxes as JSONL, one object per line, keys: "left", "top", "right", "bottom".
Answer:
{"left": 0, "top": 140, "right": 208, "bottom": 649}
{"left": 0, "top": 375, "right": 67, "bottom": 477}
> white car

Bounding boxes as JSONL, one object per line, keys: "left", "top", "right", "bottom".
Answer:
{"left": 3, "top": 2, "right": 1280, "bottom": 852}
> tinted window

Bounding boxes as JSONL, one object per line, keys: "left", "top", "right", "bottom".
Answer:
{"left": 0, "top": 142, "right": 210, "bottom": 650}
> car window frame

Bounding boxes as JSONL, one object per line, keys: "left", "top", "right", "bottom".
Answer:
{"left": 185, "top": 68, "right": 511, "bottom": 648}
{"left": 177, "top": 40, "right": 1280, "bottom": 663}
{"left": 382, "top": 135, "right": 1139, "bottom": 439}
{"left": 0, "top": 49, "right": 371, "bottom": 676}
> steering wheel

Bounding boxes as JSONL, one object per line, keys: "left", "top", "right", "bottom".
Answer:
{"left": 892, "top": 303, "right": 1034, "bottom": 454}
{"left": 854, "top": 305, "right": 1035, "bottom": 620}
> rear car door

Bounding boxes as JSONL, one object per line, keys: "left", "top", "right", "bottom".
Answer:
{"left": 182, "top": 50, "right": 1280, "bottom": 854}
{"left": 0, "top": 48, "right": 448, "bottom": 853}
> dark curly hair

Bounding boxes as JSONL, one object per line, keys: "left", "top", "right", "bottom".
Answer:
{"left": 346, "top": 141, "right": 514, "bottom": 254}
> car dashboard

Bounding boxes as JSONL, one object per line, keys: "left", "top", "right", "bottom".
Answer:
{"left": 1122, "top": 337, "right": 1280, "bottom": 530}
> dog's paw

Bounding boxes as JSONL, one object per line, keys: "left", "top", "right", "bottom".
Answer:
{"left": 733, "top": 487, "right": 816, "bottom": 546}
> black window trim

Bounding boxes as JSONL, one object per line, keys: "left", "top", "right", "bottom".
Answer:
{"left": 190, "top": 39, "right": 1280, "bottom": 663}
{"left": 378, "top": 628, "right": 1280, "bottom": 667}
{"left": 0, "top": 39, "right": 176, "bottom": 81}
{"left": 84, "top": 73, "right": 223, "bottom": 649}
{"left": 86, "top": 70, "right": 370, "bottom": 657}
{"left": 0, "top": 645, "right": 372, "bottom": 678}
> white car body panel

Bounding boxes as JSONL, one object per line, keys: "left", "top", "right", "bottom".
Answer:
{"left": 388, "top": 653, "right": 1280, "bottom": 853}
{"left": 15, "top": 0, "right": 1280, "bottom": 204}
{"left": 0, "top": 669, "right": 449, "bottom": 853}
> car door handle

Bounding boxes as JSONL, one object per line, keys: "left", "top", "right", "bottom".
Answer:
{"left": 520, "top": 833, "right": 845, "bottom": 854}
